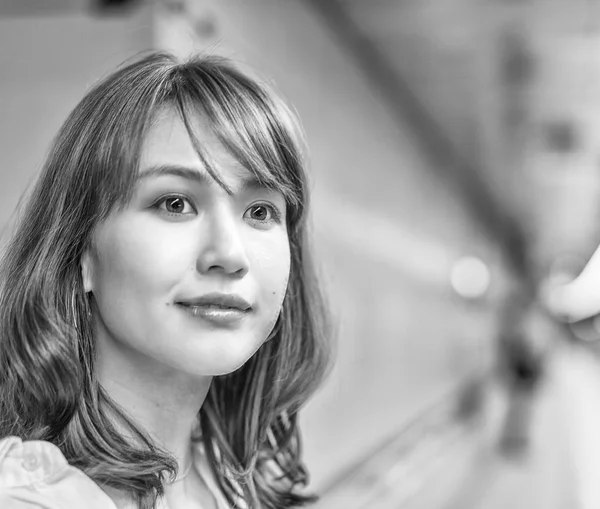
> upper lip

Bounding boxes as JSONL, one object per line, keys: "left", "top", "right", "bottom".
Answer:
{"left": 176, "top": 293, "right": 252, "bottom": 311}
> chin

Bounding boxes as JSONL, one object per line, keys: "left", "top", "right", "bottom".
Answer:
{"left": 196, "top": 357, "right": 254, "bottom": 377}
{"left": 184, "top": 335, "right": 267, "bottom": 377}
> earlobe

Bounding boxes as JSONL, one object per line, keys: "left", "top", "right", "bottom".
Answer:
{"left": 81, "top": 249, "right": 94, "bottom": 293}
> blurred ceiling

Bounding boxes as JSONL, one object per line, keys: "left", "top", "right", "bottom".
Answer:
{"left": 312, "top": 0, "right": 600, "bottom": 276}
{"left": 307, "top": 0, "right": 536, "bottom": 285}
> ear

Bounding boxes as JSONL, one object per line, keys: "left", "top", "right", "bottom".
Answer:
{"left": 81, "top": 248, "right": 94, "bottom": 293}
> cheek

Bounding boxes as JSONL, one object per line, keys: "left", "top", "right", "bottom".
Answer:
{"left": 91, "top": 221, "right": 195, "bottom": 301}
{"left": 251, "top": 235, "right": 291, "bottom": 307}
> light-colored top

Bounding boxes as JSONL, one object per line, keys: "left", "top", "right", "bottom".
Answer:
{"left": 0, "top": 436, "right": 231, "bottom": 509}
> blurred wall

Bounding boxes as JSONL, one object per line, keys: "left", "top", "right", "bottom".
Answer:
{"left": 0, "top": 3, "right": 153, "bottom": 237}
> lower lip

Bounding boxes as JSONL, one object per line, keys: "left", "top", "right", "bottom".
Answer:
{"left": 176, "top": 303, "right": 250, "bottom": 325}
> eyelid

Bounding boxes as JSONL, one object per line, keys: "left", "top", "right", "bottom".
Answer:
{"left": 153, "top": 194, "right": 197, "bottom": 215}
{"left": 245, "top": 201, "right": 283, "bottom": 223}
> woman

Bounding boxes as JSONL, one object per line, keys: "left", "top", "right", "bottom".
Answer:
{"left": 0, "top": 52, "right": 330, "bottom": 509}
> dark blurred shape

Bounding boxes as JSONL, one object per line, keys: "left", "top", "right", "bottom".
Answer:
{"left": 455, "top": 376, "right": 486, "bottom": 420}
{"left": 501, "top": 32, "right": 535, "bottom": 87}
{"left": 163, "top": 0, "right": 186, "bottom": 14}
{"left": 542, "top": 119, "right": 578, "bottom": 153}
{"left": 500, "top": 30, "right": 535, "bottom": 141}
{"left": 496, "top": 292, "right": 546, "bottom": 459}
{"left": 93, "top": 0, "right": 141, "bottom": 13}
{"left": 194, "top": 14, "right": 218, "bottom": 40}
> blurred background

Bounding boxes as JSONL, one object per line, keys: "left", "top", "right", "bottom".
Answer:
{"left": 3, "top": 0, "right": 600, "bottom": 507}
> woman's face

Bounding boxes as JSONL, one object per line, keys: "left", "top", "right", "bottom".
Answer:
{"left": 82, "top": 108, "right": 290, "bottom": 376}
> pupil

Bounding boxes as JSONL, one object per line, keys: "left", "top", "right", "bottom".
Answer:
{"left": 253, "top": 206, "right": 267, "bottom": 220}
{"left": 167, "top": 198, "right": 184, "bottom": 213}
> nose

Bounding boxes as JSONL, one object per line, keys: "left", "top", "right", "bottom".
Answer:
{"left": 196, "top": 209, "right": 250, "bottom": 278}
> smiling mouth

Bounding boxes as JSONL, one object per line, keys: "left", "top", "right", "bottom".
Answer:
{"left": 175, "top": 303, "right": 251, "bottom": 324}
{"left": 181, "top": 304, "right": 242, "bottom": 310}
{"left": 175, "top": 294, "right": 252, "bottom": 325}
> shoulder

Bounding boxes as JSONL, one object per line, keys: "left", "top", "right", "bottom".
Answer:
{"left": 0, "top": 436, "right": 116, "bottom": 509}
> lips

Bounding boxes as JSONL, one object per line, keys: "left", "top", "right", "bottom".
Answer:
{"left": 175, "top": 293, "right": 252, "bottom": 325}
{"left": 176, "top": 293, "right": 252, "bottom": 311}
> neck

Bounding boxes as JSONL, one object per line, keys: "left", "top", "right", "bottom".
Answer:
{"left": 96, "top": 337, "right": 212, "bottom": 472}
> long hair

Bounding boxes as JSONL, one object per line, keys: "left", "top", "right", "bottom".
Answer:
{"left": 0, "top": 52, "right": 331, "bottom": 509}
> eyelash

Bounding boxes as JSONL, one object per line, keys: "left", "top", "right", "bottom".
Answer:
{"left": 152, "top": 195, "right": 283, "bottom": 224}
{"left": 153, "top": 195, "right": 197, "bottom": 216}
{"left": 245, "top": 203, "right": 282, "bottom": 225}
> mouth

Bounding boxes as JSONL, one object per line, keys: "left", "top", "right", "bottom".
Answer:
{"left": 175, "top": 293, "right": 252, "bottom": 325}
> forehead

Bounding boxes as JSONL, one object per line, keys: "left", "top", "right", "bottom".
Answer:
{"left": 139, "top": 107, "right": 247, "bottom": 183}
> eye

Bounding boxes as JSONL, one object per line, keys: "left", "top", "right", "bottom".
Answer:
{"left": 155, "top": 195, "right": 196, "bottom": 216}
{"left": 244, "top": 203, "right": 281, "bottom": 228}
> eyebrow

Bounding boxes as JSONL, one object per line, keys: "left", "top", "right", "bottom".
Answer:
{"left": 137, "top": 165, "right": 212, "bottom": 185}
{"left": 137, "top": 164, "right": 273, "bottom": 194}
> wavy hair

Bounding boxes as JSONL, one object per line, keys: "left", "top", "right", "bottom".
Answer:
{"left": 0, "top": 52, "right": 331, "bottom": 509}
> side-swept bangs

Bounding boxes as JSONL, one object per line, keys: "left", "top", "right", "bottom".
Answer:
{"left": 58, "top": 52, "right": 307, "bottom": 233}
{"left": 173, "top": 57, "right": 308, "bottom": 232}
